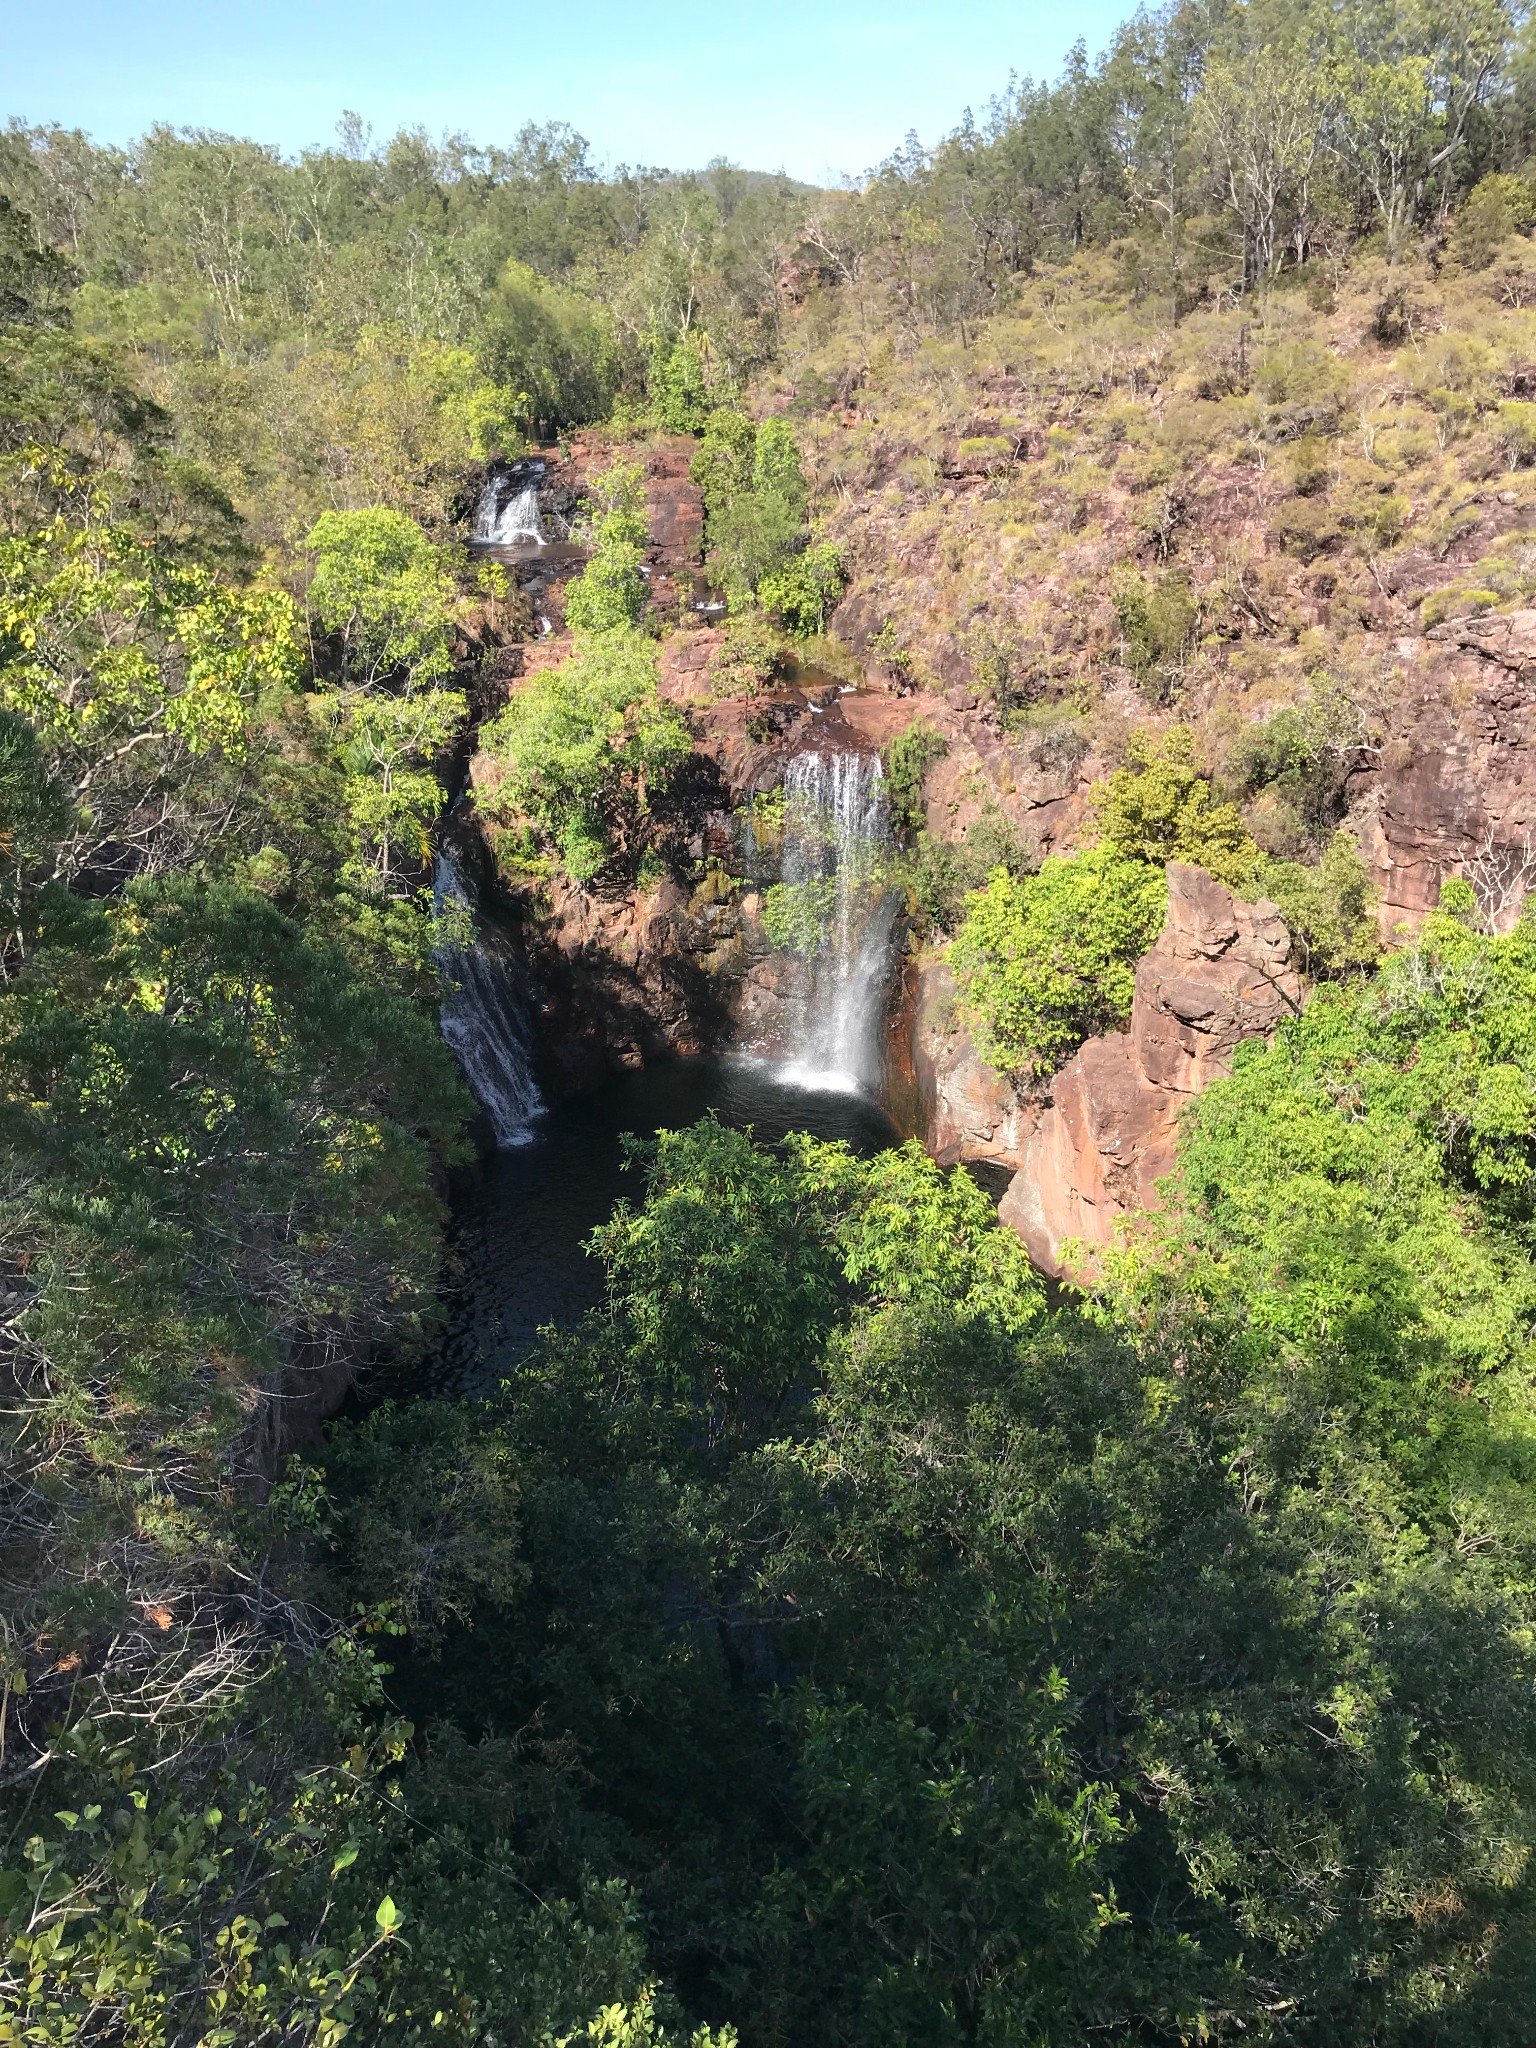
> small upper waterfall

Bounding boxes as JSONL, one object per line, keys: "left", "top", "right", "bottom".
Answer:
{"left": 471, "top": 475, "right": 544, "bottom": 546}
{"left": 434, "top": 852, "right": 544, "bottom": 1146}
{"left": 770, "top": 749, "right": 897, "bottom": 1095}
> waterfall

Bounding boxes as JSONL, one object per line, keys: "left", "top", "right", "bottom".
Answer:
{"left": 471, "top": 478, "right": 544, "bottom": 546}
{"left": 772, "top": 749, "right": 897, "bottom": 1095}
{"left": 434, "top": 853, "right": 544, "bottom": 1146}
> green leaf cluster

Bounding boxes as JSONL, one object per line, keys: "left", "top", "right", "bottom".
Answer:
{"left": 1088, "top": 726, "right": 1258, "bottom": 886}
{"left": 479, "top": 630, "right": 690, "bottom": 881}
{"left": 882, "top": 719, "right": 948, "bottom": 842}
{"left": 1252, "top": 829, "right": 1380, "bottom": 977}
{"left": 564, "top": 459, "right": 650, "bottom": 636}
{"left": 949, "top": 844, "right": 1170, "bottom": 1075}
{"left": 690, "top": 410, "right": 811, "bottom": 608}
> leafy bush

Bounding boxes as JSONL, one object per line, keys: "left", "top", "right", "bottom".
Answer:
{"left": 1251, "top": 338, "right": 1350, "bottom": 436}
{"left": 692, "top": 409, "right": 810, "bottom": 605}
{"left": 758, "top": 538, "right": 847, "bottom": 634}
{"left": 305, "top": 507, "right": 457, "bottom": 688}
{"left": 476, "top": 257, "right": 619, "bottom": 433}
{"left": 706, "top": 612, "right": 783, "bottom": 697}
{"left": 1288, "top": 435, "right": 1331, "bottom": 494}
{"left": 882, "top": 720, "right": 948, "bottom": 842}
{"left": 762, "top": 876, "right": 843, "bottom": 956}
{"left": 949, "top": 846, "right": 1168, "bottom": 1075}
{"left": 1112, "top": 569, "right": 1197, "bottom": 696}
{"left": 1272, "top": 496, "right": 1342, "bottom": 560}
{"left": 1497, "top": 400, "right": 1536, "bottom": 467}
{"left": 1158, "top": 903, "right": 1536, "bottom": 1455}
{"left": 480, "top": 631, "right": 690, "bottom": 881}
{"left": 1227, "top": 685, "right": 1364, "bottom": 845}
{"left": 1253, "top": 830, "right": 1380, "bottom": 977}
{"left": 898, "top": 802, "right": 1036, "bottom": 935}
{"left": 565, "top": 459, "right": 649, "bottom": 634}
{"left": 1090, "top": 727, "right": 1257, "bottom": 885}
{"left": 301, "top": 508, "right": 468, "bottom": 888}
{"left": 646, "top": 331, "right": 712, "bottom": 434}
{"left": 1449, "top": 173, "right": 1536, "bottom": 270}
{"left": 966, "top": 613, "right": 1036, "bottom": 713}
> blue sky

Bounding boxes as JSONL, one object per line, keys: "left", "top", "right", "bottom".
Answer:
{"left": 3, "top": 0, "right": 1129, "bottom": 186}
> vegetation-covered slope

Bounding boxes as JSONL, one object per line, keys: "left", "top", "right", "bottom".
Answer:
{"left": 8, "top": 0, "right": 1536, "bottom": 2039}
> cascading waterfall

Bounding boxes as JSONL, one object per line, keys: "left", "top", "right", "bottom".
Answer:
{"left": 434, "top": 852, "right": 544, "bottom": 1146}
{"left": 772, "top": 749, "right": 897, "bottom": 1095}
{"left": 471, "top": 477, "right": 544, "bottom": 546}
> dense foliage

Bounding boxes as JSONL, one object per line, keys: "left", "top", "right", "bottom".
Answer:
{"left": 950, "top": 845, "right": 1170, "bottom": 1075}
{"left": 12, "top": 0, "right": 1536, "bottom": 2039}
{"left": 949, "top": 733, "right": 1260, "bottom": 1076}
{"left": 564, "top": 458, "right": 651, "bottom": 634}
{"left": 690, "top": 407, "right": 844, "bottom": 627}
{"left": 478, "top": 629, "right": 690, "bottom": 881}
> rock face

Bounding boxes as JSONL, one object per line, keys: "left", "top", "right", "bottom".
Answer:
{"left": 1348, "top": 612, "right": 1536, "bottom": 929}
{"left": 916, "top": 865, "right": 1298, "bottom": 1276}
{"left": 915, "top": 964, "right": 1037, "bottom": 1166}
{"left": 520, "top": 868, "right": 779, "bottom": 1092}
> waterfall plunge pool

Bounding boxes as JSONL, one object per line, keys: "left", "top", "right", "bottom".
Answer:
{"left": 418, "top": 1057, "right": 897, "bottom": 1399}
{"left": 420, "top": 732, "right": 910, "bottom": 1399}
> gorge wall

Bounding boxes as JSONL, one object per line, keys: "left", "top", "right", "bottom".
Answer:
{"left": 464, "top": 432, "right": 1536, "bottom": 1274}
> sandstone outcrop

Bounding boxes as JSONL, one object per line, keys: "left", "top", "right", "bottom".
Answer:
{"left": 998, "top": 864, "right": 1299, "bottom": 1274}
{"left": 911, "top": 865, "right": 1300, "bottom": 1277}
{"left": 1346, "top": 611, "right": 1536, "bottom": 929}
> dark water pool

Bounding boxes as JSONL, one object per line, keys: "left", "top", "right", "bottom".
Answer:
{"left": 415, "top": 1057, "right": 898, "bottom": 1398}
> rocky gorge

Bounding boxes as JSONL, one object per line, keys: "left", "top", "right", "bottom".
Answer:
{"left": 443, "top": 438, "right": 1536, "bottom": 1285}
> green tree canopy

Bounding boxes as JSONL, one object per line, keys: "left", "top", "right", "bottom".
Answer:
{"left": 949, "top": 845, "right": 1169, "bottom": 1075}
{"left": 479, "top": 630, "right": 689, "bottom": 881}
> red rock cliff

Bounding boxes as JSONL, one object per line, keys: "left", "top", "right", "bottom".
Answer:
{"left": 917, "top": 865, "right": 1298, "bottom": 1276}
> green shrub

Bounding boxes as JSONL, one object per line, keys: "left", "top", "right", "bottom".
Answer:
{"left": 758, "top": 539, "right": 847, "bottom": 635}
{"left": 1252, "top": 338, "right": 1350, "bottom": 437}
{"left": 707, "top": 613, "right": 783, "bottom": 697}
{"left": 647, "top": 330, "right": 711, "bottom": 434}
{"left": 692, "top": 410, "right": 810, "bottom": 605}
{"left": 949, "top": 846, "right": 1168, "bottom": 1076}
{"left": 883, "top": 720, "right": 949, "bottom": 842}
{"left": 1273, "top": 497, "right": 1342, "bottom": 560}
{"left": 1091, "top": 728, "right": 1257, "bottom": 886}
{"left": 956, "top": 434, "right": 1014, "bottom": 470}
{"left": 762, "top": 876, "right": 843, "bottom": 955}
{"left": 565, "top": 541, "right": 647, "bottom": 633}
{"left": 1253, "top": 831, "right": 1380, "bottom": 978}
{"left": 1288, "top": 436, "right": 1331, "bottom": 495}
{"left": 1498, "top": 400, "right": 1536, "bottom": 467}
{"left": 565, "top": 459, "right": 650, "bottom": 634}
{"left": 1227, "top": 682, "right": 1367, "bottom": 842}
{"left": 1450, "top": 173, "right": 1536, "bottom": 270}
{"left": 1112, "top": 570, "right": 1197, "bottom": 696}
{"left": 305, "top": 506, "right": 457, "bottom": 687}
{"left": 480, "top": 631, "right": 690, "bottom": 881}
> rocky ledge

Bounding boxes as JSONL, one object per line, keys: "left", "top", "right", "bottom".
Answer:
{"left": 918, "top": 864, "right": 1301, "bottom": 1277}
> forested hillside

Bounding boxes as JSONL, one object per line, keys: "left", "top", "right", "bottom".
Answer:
{"left": 8, "top": 0, "right": 1536, "bottom": 2041}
